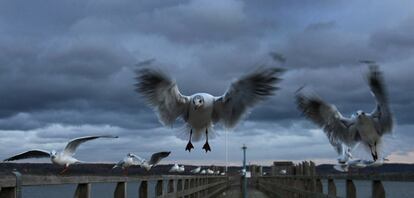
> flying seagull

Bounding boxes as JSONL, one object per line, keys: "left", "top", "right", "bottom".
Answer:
{"left": 135, "top": 67, "right": 284, "bottom": 152}
{"left": 296, "top": 65, "right": 393, "bottom": 163}
{"left": 4, "top": 135, "right": 118, "bottom": 174}
{"left": 113, "top": 151, "right": 170, "bottom": 174}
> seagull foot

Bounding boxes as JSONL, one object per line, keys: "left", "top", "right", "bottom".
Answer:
{"left": 202, "top": 142, "right": 211, "bottom": 152}
{"left": 185, "top": 141, "right": 194, "bottom": 152}
{"left": 60, "top": 167, "right": 68, "bottom": 175}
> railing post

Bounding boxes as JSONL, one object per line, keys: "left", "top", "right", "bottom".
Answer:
{"left": 114, "top": 182, "right": 126, "bottom": 198}
{"left": 139, "top": 181, "right": 148, "bottom": 198}
{"left": 372, "top": 180, "right": 385, "bottom": 198}
{"left": 74, "top": 183, "right": 91, "bottom": 198}
{"left": 328, "top": 179, "right": 336, "bottom": 196}
{"left": 346, "top": 179, "right": 356, "bottom": 198}
{"left": 0, "top": 187, "right": 16, "bottom": 198}
{"left": 316, "top": 178, "right": 323, "bottom": 193}
{"left": 156, "top": 180, "right": 163, "bottom": 197}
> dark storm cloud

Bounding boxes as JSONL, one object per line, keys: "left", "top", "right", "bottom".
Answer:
{"left": 0, "top": 0, "right": 414, "bottom": 164}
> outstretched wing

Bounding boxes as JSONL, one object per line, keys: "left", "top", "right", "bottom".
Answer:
{"left": 4, "top": 149, "right": 50, "bottom": 161}
{"left": 212, "top": 68, "right": 284, "bottom": 128}
{"left": 367, "top": 65, "right": 393, "bottom": 135}
{"left": 135, "top": 68, "right": 190, "bottom": 126}
{"left": 129, "top": 153, "right": 146, "bottom": 164}
{"left": 63, "top": 135, "right": 118, "bottom": 156}
{"left": 148, "top": 151, "right": 171, "bottom": 165}
{"left": 296, "top": 93, "right": 357, "bottom": 147}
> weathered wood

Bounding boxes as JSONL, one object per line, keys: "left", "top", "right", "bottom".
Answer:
{"left": 328, "top": 179, "right": 336, "bottom": 197}
{"left": 168, "top": 179, "right": 174, "bottom": 193}
{"left": 114, "top": 182, "right": 126, "bottom": 198}
{"left": 74, "top": 183, "right": 90, "bottom": 198}
{"left": 372, "top": 180, "right": 385, "bottom": 198}
{"left": 0, "top": 187, "right": 16, "bottom": 198}
{"left": 156, "top": 180, "right": 163, "bottom": 196}
{"left": 139, "top": 181, "right": 148, "bottom": 198}
{"left": 346, "top": 179, "right": 356, "bottom": 198}
{"left": 315, "top": 179, "right": 323, "bottom": 193}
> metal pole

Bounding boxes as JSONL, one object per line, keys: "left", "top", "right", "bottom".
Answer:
{"left": 225, "top": 129, "right": 228, "bottom": 174}
{"left": 242, "top": 144, "right": 247, "bottom": 198}
{"left": 12, "top": 169, "right": 22, "bottom": 198}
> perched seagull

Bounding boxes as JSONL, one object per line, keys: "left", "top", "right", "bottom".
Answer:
{"left": 178, "top": 165, "right": 185, "bottom": 173}
{"left": 214, "top": 170, "right": 220, "bottom": 175}
{"left": 113, "top": 151, "right": 170, "bottom": 174}
{"left": 4, "top": 135, "right": 118, "bottom": 174}
{"left": 296, "top": 65, "right": 393, "bottom": 163}
{"left": 190, "top": 166, "right": 201, "bottom": 174}
{"left": 206, "top": 169, "right": 214, "bottom": 175}
{"left": 135, "top": 67, "right": 284, "bottom": 152}
{"left": 169, "top": 163, "right": 180, "bottom": 172}
{"left": 200, "top": 169, "right": 206, "bottom": 174}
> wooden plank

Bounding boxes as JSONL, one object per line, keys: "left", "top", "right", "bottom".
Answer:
{"left": 328, "top": 179, "right": 336, "bottom": 197}
{"left": 139, "top": 181, "right": 148, "bottom": 198}
{"left": 0, "top": 187, "right": 16, "bottom": 198}
{"left": 114, "top": 182, "right": 126, "bottom": 198}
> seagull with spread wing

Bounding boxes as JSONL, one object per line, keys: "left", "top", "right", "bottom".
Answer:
{"left": 135, "top": 67, "right": 284, "bottom": 152}
{"left": 113, "top": 151, "right": 170, "bottom": 174}
{"left": 3, "top": 135, "right": 118, "bottom": 174}
{"left": 296, "top": 65, "right": 393, "bottom": 163}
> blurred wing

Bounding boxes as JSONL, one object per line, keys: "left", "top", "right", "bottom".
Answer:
{"left": 213, "top": 68, "right": 284, "bottom": 128}
{"left": 64, "top": 135, "right": 118, "bottom": 156}
{"left": 367, "top": 65, "right": 393, "bottom": 135}
{"left": 4, "top": 150, "right": 50, "bottom": 161}
{"left": 135, "top": 69, "right": 190, "bottom": 126}
{"left": 148, "top": 151, "right": 171, "bottom": 165}
{"left": 296, "top": 93, "right": 357, "bottom": 146}
{"left": 129, "top": 154, "right": 146, "bottom": 164}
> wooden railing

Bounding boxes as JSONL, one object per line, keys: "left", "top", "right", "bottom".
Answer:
{"left": 0, "top": 174, "right": 229, "bottom": 198}
{"left": 254, "top": 174, "right": 414, "bottom": 198}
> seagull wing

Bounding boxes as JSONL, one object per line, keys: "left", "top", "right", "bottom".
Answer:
{"left": 63, "top": 135, "right": 118, "bottom": 156}
{"left": 135, "top": 69, "right": 191, "bottom": 126}
{"left": 4, "top": 149, "right": 50, "bottom": 161}
{"left": 367, "top": 65, "right": 393, "bottom": 135}
{"left": 129, "top": 153, "right": 146, "bottom": 164}
{"left": 213, "top": 68, "right": 284, "bottom": 128}
{"left": 148, "top": 151, "right": 171, "bottom": 165}
{"left": 296, "top": 93, "right": 357, "bottom": 147}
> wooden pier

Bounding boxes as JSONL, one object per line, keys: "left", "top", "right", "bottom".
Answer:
{"left": 0, "top": 174, "right": 229, "bottom": 198}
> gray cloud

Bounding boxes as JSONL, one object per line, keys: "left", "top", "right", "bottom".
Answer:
{"left": 0, "top": 0, "right": 414, "bottom": 165}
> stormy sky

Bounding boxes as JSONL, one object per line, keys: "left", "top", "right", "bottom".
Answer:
{"left": 1, "top": 0, "right": 414, "bottom": 166}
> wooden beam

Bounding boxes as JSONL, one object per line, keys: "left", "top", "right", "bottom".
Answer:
{"left": 346, "top": 179, "right": 356, "bottom": 198}
{"left": 372, "top": 180, "right": 385, "bottom": 198}
{"left": 114, "top": 182, "right": 126, "bottom": 198}
{"left": 74, "top": 183, "right": 90, "bottom": 198}
{"left": 328, "top": 179, "right": 336, "bottom": 197}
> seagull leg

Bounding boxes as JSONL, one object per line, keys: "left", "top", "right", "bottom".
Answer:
{"left": 373, "top": 142, "right": 378, "bottom": 161}
{"left": 185, "top": 129, "right": 194, "bottom": 152}
{"left": 202, "top": 128, "right": 211, "bottom": 152}
{"left": 60, "top": 165, "right": 69, "bottom": 174}
{"left": 369, "top": 144, "right": 378, "bottom": 161}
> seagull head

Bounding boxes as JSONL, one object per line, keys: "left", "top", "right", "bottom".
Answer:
{"left": 50, "top": 150, "right": 57, "bottom": 158}
{"left": 192, "top": 95, "right": 204, "bottom": 110}
{"left": 356, "top": 110, "right": 366, "bottom": 118}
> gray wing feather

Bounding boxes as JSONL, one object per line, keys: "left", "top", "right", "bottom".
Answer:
{"left": 4, "top": 149, "right": 50, "bottom": 161}
{"left": 64, "top": 135, "right": 118, "bottom": 156}
{"left": 148, "top": 151, "right": 171, "bottom": 165}
{"left": 129, "top": 154, "right": 146, "bottom": 164}
{"left": 212, "top": 68, "right": 284, "bottom": 128}
{"left": 135, "top": 69, "right": 190, "bottom": 126}
{"left": 367, "top": 65, "right": 393, "bottom": 135}
{"left": 296, "top": 93, "right": 357, "bottom": 147}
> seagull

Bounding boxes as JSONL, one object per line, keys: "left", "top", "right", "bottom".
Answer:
{"left": 169, "top": 163, "right": 180, "bottom": 172}
{"left": 206, "top": 169, "right": 214, "bottom": 175}
{"left": 135, "top": 67, "right": 284, "bottom": 152}
{"left": 4, "top": 135, "right": 118, "bottom": 174}
{"left": 200, "top": 169, "right": 206, "bottom": 174}
{"left": 113, "top": 151, "right": 170, "bottom": 174}
{"left": 178, "top": 165, "right": 185, "bottom": 173}
{"left": 190, "top": 166, "right": 201, "bottom": 174}
{"left": 296, "top": 65, "right": 393, "bottom": 163}
{"left": 214, "top": 170, "right": 220, "bottom": 175}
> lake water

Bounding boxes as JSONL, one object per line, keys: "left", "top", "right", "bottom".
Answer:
{"left": 22, "top": 180, "right": 414, "bottom": 198}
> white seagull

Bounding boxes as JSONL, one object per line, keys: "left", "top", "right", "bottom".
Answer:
{"left": 113, "top": 151, "right": 170, "bottom": 174}
{"left": 169, "top": 163, "right": 180, "bottom": 173}
{"left": 4, "top": 135, "right": 118, "bottom": 174}
{"left": 178, "top": 165, "right": 185, "bottom": 173}
{"left": 296, "top": 65, "right": 393, "bottom": 163}
{"left": 135, "top": 67, "right": 284, "bottom": 152}
{"left": 190, "top": 166, "right": 201, "bottom": 174}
